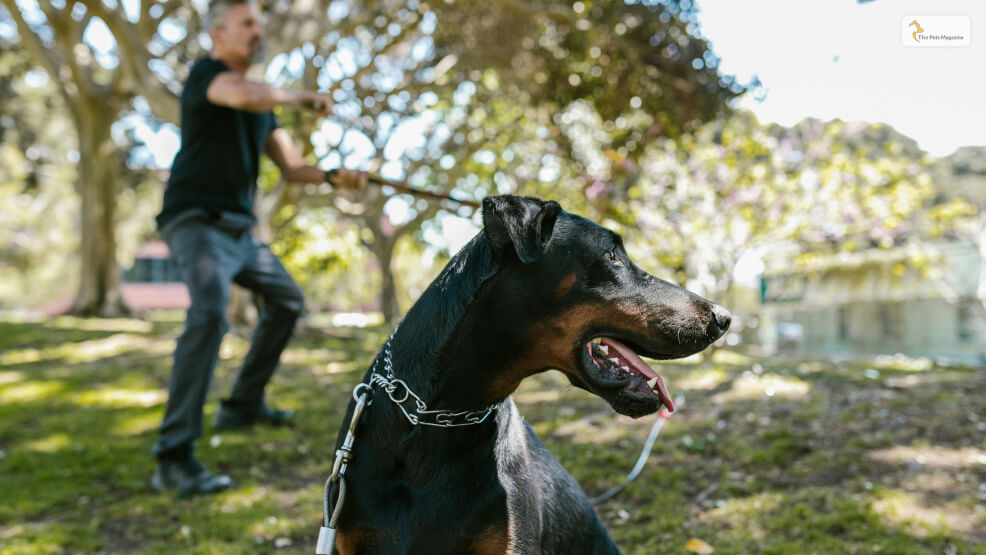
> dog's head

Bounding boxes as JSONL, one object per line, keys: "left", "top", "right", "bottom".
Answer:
{"left": 479, "top": 195, "right": 730, "bottom": 418}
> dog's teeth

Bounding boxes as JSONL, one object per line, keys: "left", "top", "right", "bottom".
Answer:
{"left": 608, "top": 358, "right": 620, "bottom": 367}
{"left": 598, "top": 345, "right": 609, "bottom": 355}
{"left": 647, "top": 377, "right": 658, "bottom": 389}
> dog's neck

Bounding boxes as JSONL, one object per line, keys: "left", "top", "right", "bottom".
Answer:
{"left": 380, "top": 233, "right": 534, "bottom": 414}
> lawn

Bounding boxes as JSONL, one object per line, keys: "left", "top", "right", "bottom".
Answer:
{"left": 1, "top": 313, "right": 984, "bottom": 554}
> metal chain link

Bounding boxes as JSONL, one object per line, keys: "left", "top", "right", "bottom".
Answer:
{"left": 370, "top": 329, "right": 498, "bottom": 427}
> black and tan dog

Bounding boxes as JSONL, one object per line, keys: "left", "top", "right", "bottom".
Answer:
{"left": 329, "top": 195, "right": 730, "bottom": 554}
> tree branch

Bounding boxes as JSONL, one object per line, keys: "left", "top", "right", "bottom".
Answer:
{"left": 37, "top": 2, "right": 99, "bottom": 97}
{"left": 78, "top": 0, "right": 180, "bottom": 124}
{"left": 1, "top": 0, "right": 59, "bottom": 83}
{"left": 263, "top": 0, "right": 333, "bottom": 59}
{"left": 1, "top": 0, "right": 83, "bottom": 123}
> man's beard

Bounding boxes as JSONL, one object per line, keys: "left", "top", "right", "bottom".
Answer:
{"left": 249, "top": 38, "right": 266, "bottom": 64}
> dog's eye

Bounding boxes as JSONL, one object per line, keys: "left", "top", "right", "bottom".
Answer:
{"left": 605, "top": 248, "right": 623, "bottom": 266}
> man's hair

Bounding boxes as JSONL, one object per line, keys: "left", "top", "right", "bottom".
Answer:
{"left": 205, "top": 0, "right": 253, "bottom": 30}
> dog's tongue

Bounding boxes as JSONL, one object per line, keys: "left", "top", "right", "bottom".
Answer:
{"left": 600, "top": 338, "right": 675, "bottom": 414}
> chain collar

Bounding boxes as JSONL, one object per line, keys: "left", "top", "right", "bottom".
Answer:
{"left": 367, "top": 330, "right": 499, "bottom": 428}
{"left": 316, "top": 329, "right": 500, "bottom": 553}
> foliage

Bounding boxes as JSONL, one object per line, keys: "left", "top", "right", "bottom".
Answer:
{"left": 931, "top": 147, "right": 986, "bottom": 320}
{"left": 1, "top": 315, "right": 984, "bottom": 553}
{"left": 0, "top": 0, "right": 204, "bottom": 315}
{"left": 0, "top": 42, "right": 80, "bottom": 306}
{"left": 0, "top": 37, "right": 169, "bottom": 308}
{"left": 2, "top": 0, "right": 971, "bottom": 326}
{"left": 432, "top": 0, "right": 747, "bottom": 152}
{"left": 195, "top": 0, "right": 747, "bottom": 317}
{"left": 0, "top": 0, "right": 747, "bottom": 316}
{"left": 556, "top": 113, "right": 965, "bottom": 328}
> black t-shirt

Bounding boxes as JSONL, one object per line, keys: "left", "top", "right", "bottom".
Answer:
{"left": 156, "top": 58, "right": 279, "bottom": 229}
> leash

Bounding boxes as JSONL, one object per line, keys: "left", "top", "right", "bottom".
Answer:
{"left": 589, "top": 394, "right": 685, "bottom": 505}
{"left": 325, "top": 169, "right": 481, "bottom": 209}
{"left": 315, "top": 329, "right": 499, "bottom": 555}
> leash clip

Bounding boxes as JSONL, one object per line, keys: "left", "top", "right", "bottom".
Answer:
{"left": 316, "top": 526, "right": 336, "bottom": 555}
{"left": 316, "top": 385, "right": 371, "bottom": 555}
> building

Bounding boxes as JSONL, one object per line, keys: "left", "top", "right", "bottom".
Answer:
{"left": 119, "top": 241, "right": 189, "bottom": 310}
{"left": 760, "top": 240, "right": 986, "bottom": 364}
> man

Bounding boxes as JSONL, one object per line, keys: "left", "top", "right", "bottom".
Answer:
{"left": 152, "top": 0, "right": 367, "bottom": 496}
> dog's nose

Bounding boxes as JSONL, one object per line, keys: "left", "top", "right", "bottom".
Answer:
{"left": 711, "top": 305, "right": 731, "bottom": 335}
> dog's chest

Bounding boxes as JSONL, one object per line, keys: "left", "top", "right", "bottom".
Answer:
{"left": 337, "top": 433, "right": 511, "bottom": 553}
{"left": 335, "top": 525, "right": 508, "bottom": 555}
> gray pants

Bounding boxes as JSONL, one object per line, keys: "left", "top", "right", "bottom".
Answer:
{"left": 153, "top": 216, "right": 304, "bottom": 457}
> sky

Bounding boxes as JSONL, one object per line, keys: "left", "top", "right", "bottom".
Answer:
{"left": 695, "top": 0, "right": 986, "bottom": 157}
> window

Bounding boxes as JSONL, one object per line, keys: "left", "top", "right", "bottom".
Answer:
{"left": 878, "top": 304, "right": 901, "bottom": 341}
{"left": 123, "top": 258, "right": 182, "bottom": 283}
{"left": 958, "top": 300, "right": 973, "bottom": 342}
{"left": 838, "top": 306, "right": 849, "bottom": 341}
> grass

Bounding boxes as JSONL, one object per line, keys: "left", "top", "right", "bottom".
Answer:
{"left": 1, "top": 313, "right": 985, "bottom": 554}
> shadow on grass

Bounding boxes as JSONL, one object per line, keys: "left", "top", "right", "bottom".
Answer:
{"left": 0, "top": 316, "right": 388, "bottom": 553}
{"left": 0, "top": 320, "right": 120, "bottom": 349}
{"left": 1, "top": 316, "right": 984, "bottom": 553}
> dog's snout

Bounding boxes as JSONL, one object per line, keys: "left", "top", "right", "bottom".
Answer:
{"left": 709, "top": 305, "right": 731, "bottom": 338}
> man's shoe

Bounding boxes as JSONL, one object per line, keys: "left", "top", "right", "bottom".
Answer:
{"left": 213, "top": 403, "right": 294, "bottom": 430}
{"left": 152, "top": 456, "right": 231, "bottom": 498}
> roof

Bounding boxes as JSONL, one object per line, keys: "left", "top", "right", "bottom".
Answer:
{"left": 762, "top": 241, "right": 981, "bottom": 306}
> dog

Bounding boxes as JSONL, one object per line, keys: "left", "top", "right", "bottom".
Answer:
{"left": 329, "top": 195, "right": 730, "bottom": 554}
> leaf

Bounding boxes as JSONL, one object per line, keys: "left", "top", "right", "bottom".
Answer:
{"left": 685, "top": 538, "right": 715, "bottom": 554}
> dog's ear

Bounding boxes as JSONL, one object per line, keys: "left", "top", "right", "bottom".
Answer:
{"left": 482, "top": 195, "right": 561, "bottom": 263}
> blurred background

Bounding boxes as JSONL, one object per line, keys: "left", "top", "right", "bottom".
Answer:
{"left": 1, "top": 0, "right": 984, "bottom": 553}
{"left": 2, "top": 0, "right": 984, "bottom": 365}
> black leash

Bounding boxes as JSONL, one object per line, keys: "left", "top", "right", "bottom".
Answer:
{"left": 325, "top": 169, "right": 481, "bottom": 209}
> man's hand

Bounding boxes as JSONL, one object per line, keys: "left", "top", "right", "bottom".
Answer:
{"left": 299, "top": 91, "right": 333, "bottom": 117}
{"left": 328, "top": 169, "right": 369, "bottom": 191}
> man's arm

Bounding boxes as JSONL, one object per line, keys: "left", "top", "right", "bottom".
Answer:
{"left": 207, "top": 71, "right": 331, "bottom": 115}
{"left": 265, "top": 128, "right": 367, "bottom": 189}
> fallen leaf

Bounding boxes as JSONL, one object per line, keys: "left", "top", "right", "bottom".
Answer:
{"left": 685, "top": 538, "right": 714, "bottom": 554}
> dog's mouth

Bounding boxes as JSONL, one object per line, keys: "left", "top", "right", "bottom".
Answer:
{"left": 577, "top": 337, "right": 675, "bottom": 417}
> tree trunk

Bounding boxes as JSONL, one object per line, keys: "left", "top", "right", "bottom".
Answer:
{"left": 361, "top": 205, "right": 439, "bottom": 324}
{"left": 377, "top": 241, "right": 400, "bottom": 323}
{"left": 68, "top": 105, "right": 130, "bottom": 318}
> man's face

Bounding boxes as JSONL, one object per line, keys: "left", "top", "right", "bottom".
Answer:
{"left": 212, "top": 3, "right": 265, "bottom": 64}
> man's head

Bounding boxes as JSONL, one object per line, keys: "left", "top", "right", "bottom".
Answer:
{"left": 207, "top": 0, "right": 265, "bottom": 65}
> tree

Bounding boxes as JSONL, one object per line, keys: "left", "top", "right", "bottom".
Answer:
{"left": 1, "top": 0, "right": 357, "bottom": 317}
{"left": 1, "top": 0, "right": 751, "bottom": 320}
{"left": 433, "top": 0, "right": 744, "bottom": 143}
{"left": 0, "top": 0, "right": 199, "bottom": 316}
